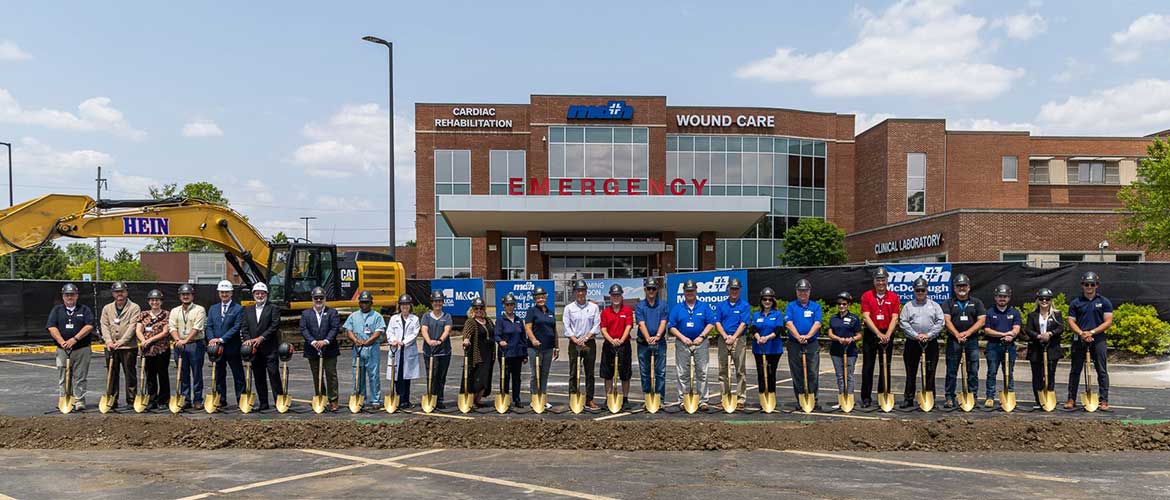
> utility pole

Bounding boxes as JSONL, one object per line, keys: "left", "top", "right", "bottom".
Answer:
{"left": 1, "top": 141, "right": 12, "bottom": 279}
{"left": 300, "top": 216, "right": 317, "bottom": 240}
{"left": 95, "top": 166, "right": 108, "bottom": 281}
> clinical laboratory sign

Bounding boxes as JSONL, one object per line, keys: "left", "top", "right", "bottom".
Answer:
{"left": 874, "top": 233, "right": 944, "bottom": 255}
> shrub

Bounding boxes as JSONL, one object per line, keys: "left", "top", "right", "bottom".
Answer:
{"left": 1109, "top": 303, "right": 1170, "bottom": 356}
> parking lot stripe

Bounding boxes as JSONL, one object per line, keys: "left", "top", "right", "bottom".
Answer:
{"left": 174, "top": 462, "right": 372, "bottom": 500}
{"left": 0, "top": 492, "right": 17, "bottom": 499}
{"left": 300, "top": 448, "right": 445, "bottom": 463}
{"left": 594, "top": 408, "right": 645, "bottom": 421}
{"left": 0, "top": 359, "right": 53, "bottom": 369}
{"left": 770, "top": 450, "right": 1080, "bottom": 483}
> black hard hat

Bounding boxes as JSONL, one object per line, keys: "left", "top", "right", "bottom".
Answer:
{"left": 61, "top": 283, "right": 79, "bottom": 295}
{"left": 643, "top": 277, "right": 658, "bottom": 288}
{"left": 572, "top": 279, "right": 588, "bottom": 291}
{"left": 470, "top": 297, "right": 486, "bottom": 308}
{"left": 760, "top": 287, "right": 776, "bottom": 299}
{"left": 502, "top": 293, "right": 516, "bottom": 305}
{"left": 1081, "top": 271, "right": 1100, "bottom": 284}
{"left": 358, "top": 290, "right": 374, "bottom": 303}
{"left": 728, "top": 278, "right": 742, "bottom": 290}
{"left": 953, "top": 274, "right": 971, "bottom": 286}
{"left": 239, "top": 342, "right": 254, "bottom": 361}
{"left": 277, "top": 342, "right": 294, "bottom": 361}
{"left": 912, "top": 277, "right": 929, "bottom": 290}
{"left": 430, "top": 290, "right": 444, "bottom": 302}
{"left": 146, "top": 289, "right": 163, "bottom": 300}
{"left": 1036, "top": 288, "right": 1054, "bottom": 300}
{"left": 398, "top": 294, "right": 413, "bottom": 305}
{"left": 110, "top": 281, "right": 127, "bottom": 292}
{"left": 836, "top": 291, "right": 853, "bottom": 303}
{"left": 533, "top": 287, "right": 547, "bottom": 297}
{"left": 994, "top": 284, "right": 1012, "bottom": 296}
{"left": 178, "top": 283, "right": 195, "bottom": 295}
{"left": 311, "top": 286, "right": 327, "bottom": 298}
{"left": 207, "top": 343, "right": 223, "bottom": 362}
{"left": 683, "top": 279, "right": 697, "bottom": 292}
{"left": 795, "top": 278, "right": 812, "bottom": 291}
{"left": 608, "top": 284, "right": 624, "bottom": 296}
{"left": 873, "top": 267, "right": 890, "bottom": 279}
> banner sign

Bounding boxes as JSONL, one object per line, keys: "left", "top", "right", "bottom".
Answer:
{"left": 885, "top": 264, "right": 953, "bottom": 303}
{"left": 584, "top": 278, "right": 647, "bottom": 304}
{"left": 494, "top": 280, "right": 556, "bottom": 321}
{"left": 430, "top": 278, "right": 484, "bottom": 315}
{"left": 665, "top": 270, "right": 748, "bottom": 306}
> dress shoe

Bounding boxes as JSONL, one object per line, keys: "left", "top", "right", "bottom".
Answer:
{"left": 899, "top": 399, "right": 914, "bottom": 409}
{"left": 1064, "top": 399, "right": 1076, "bottom": 410}
{"left": 586, "top": 401, "right": 600, "bottom": 410}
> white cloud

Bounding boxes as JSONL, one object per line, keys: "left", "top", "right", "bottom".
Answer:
{"left": 0, "top": 88, "right": 146, "bottom": 140}
{"left": 243, "top": 179, "right": 275, "bottom": 204}
{"left": 949, "top": 118, "right": 1036, "bottom": 132}
{"left": 1036, "top": 79, "right": 1170, "bottom": 135}
{"left": 853, "top": 112, "right": 897, "bottom": 134}
{"left": 316, "top": 195, "right": 373, "bottom": 211}
{"left": 0, "top": 41, "right": 31, "bottom": 61}
{"left": 109, "top": 173, "right": 163, "bottom": 197}
{"left": 181, "top": 119, "right": 223, "bottom": 138}
{"left": 735, "top": 0, "right": 1024, "bottom": 100}
{"left": 12, "top": 137, "right": 114, "bottom": 175}
{"left": 994, "top": 13, "right": 1047, "bottom": 40}
{"left": 1052, "top": 57, "right": 1092, "bottom": 83}
{"left": 1110, "top": 14, "right": 1170, "bottom": 62}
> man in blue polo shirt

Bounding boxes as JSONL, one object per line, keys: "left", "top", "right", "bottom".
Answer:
{"left": 983, "top": 284, "right": 1022, "bottom": 408}
{"left": 1065, "top": 271, "right": 1114, "bottom": 411}
{"left": 715, "top": 278, "right": 751, "bottom": 409}
{"left": 785, "top": 278, "right": 823, "bottom": 409}
{"left": 669, "top": 279, "right": 714, "bottom": 410}
{"left": 635, "top": 277, "right": 668, "bottom": 404}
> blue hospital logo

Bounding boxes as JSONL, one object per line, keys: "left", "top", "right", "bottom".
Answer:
{"left": 122, "top": 216, "right": 170, "bottom": 235}
{"left": 567, "top": 100, "right": 635, "bottom": 120}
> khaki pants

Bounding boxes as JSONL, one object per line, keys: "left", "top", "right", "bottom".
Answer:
{"left": 56, "top": 347, "right": 91, "bottom": 405}
{"left": 717, "top": 335, "right": 748, "bottom": 403}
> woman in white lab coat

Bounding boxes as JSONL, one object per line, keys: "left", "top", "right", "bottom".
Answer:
{"left": 386, "top": 294, "right": 421, "bottom": 408}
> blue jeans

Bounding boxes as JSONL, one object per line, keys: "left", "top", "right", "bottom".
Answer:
{"left": 637, "top": 342, "right": 666, "bottom": 398}
{"left": 984, "top": 342, "right": 1017, "bottom": 398}
{"left": 178, "top": 340, "right": 206, "bottom": 404}
{"left": 944, "top": 339, "right": 980, "bottom": 398}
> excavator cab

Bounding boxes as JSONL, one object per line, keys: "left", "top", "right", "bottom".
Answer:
{"left": 263, "top": 243, "right": 341, "bottom": 308}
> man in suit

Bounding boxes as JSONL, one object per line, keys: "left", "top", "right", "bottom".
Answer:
{"left": 241, "top": 282, "right": 282, "bottom": 412}
{"left": 301, "top": 286, "right": 341, "bottom": 411}
{"left": 207, "top": 280, "right": 245, "bottom": 407}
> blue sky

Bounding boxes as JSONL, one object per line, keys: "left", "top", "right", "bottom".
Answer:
{"left": 2, "top": 0, "right": 1169, "bottom": 254}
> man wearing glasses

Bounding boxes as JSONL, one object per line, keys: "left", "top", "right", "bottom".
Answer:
{"left": 941, "top": 274, "right": 985, "bottom": 409}
{"left": 982, "top": 284, "right": 1022, "bottom": 408}
{"left": 635, "top": 278, "right": 668, "bottom": 405}
{"left": 1066, "top": 271, "right": 1114, "bottom": 410}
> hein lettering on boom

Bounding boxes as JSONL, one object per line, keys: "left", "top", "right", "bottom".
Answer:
{"left": 507, "top": 178, "right": 708, "bottom": 196}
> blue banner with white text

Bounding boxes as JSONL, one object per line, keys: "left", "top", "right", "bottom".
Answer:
{"left": 884, "top": 264, "right": 953, "bottom": 303}
{"left": 665, "top": 270, "right": 748, "bottom": 307}
{"left": 494, "top": 280, "right": 556, "bottom": 321}
{"left": 430, "top": 278, "right": 484, "bottom": 316}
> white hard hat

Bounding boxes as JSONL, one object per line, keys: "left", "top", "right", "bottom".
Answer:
{"left": 216, "top": 280, "right": 234, "bottom": 292}
{"left": 252, "top": 282, "right": 268, "bottom": 293}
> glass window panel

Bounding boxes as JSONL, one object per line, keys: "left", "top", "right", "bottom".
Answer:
{"left": 1091, "top": 163, "right": 1104, "bottom": 183}
{"left": 814, "top": 141, "right": 826, "bottom": 157}
{"left": 743, "top": 240, "right": 757, "bottom": 267}
{"left": 675, "top": 153, "right": 695, "bottom": 181}
{"left": 711, "top": 185, "right": 726, "bottom": 196}
{"left": 759, "top": 155, "right": 774, "bottom": 185}
{"left": 800, "top": 200, "right": 813, "bottom": 217}
{"left": 758, "top": 137, "right": 773, "bottom": 153}
{"left": 666, "top": 152, "right": 678, "bottom": 179}
{"left": 549, "top": 144, "right": 566, "bottom": 178}
{"left": 727, "top": 153, "right": 742, "bottom": 184}
{"left": 585, "top": 127, "right": 612, "bottom": 143}
{"left": 435, "top": 183, "right": 453, "bottom": 195}
{"left": 565, "top": 144, "right": 585, "bottom": 177}
{"left": 742, "top": 137, "right": 758, "bottom": 153}
{"left": 773, "top": 186, "right": 787, "bottom": 198}
{"left": 489, "top": 151, "right": 507, "bottom": 183}
{"left": 907, "top": 153, "right": 926, "bottom": 177}
{"left": 788, "top": 155, "right": 801, "bottom": 186}
{"left": 510, "top": 151, "right": 526, "bottom": 178}
{"left": 435, "top": 151, "right": 452, "bottom": 182}
{"left": 726, "top": 186, "right": 742, "bottom": 196}
{"left": 586, "top": 144, "right": 612, "bottom": 177}
{"left": 907, "top": 177, "right": 925, "bottom": 191}
{"left": 549, "top": 127, "right": 564, "bottom": 143}
{"left": 907, "top": 191, "right": 925, "bottom": 214}
{"left": 1002, "top": 156, "right": 1018, "bottom": 181}
{"left": 1106, "top": 163, "right": 1120, "bottom": 184}
{"left": 711, "top": 154, "right": 726, "bottom": 184}
{"left": 758, "top": 186, "right": 772, "bottom": 196}
{"left": 633, "top": 145, "right": 649, "bottom": 177}
{"left": 788, "top": 139, "right": 801, "bottom": 154}
{"left": 565, "top": 127, "right": 584, "bottom": 143}
{"left": 710, "top": 136, "right": 725, "bottom": 152}
{"left": 801, "top": 140, "right": 814, "bottom": 156}
{"left": 800, "top": 156, "right": 814, "bottom": 188}
{"left": 813, "top": 201, "right": 825, "bottom": 217}
{"left": 694, "top": 152, "right": 710, "bottom": 182}
{"left": 679, "top": 136, "right": 694, "bottom": 152}
{"left": 726, "top": 240, "right": 741, "bottom": 268}
{"left": 453, "top": 151, "right": 471, "bottom": 182}
{"left": 666, "top": 136, "right": 678, "bottom": 151}
{"left": 773, "top": 155, "right": 786, "bottom": 186}
{"left": 761, "top": 240, "right": 775, "bottom": 267}
{"left": 453, "top": 184, "right": 470, "bottom": 195}
{"left": 742, "top": 153, "right": 758, "bottom": 185}
{"left": 743, "top": 186, "right": 757, "bottom": 196}
{"left": 813, "top": 157, "right": 826, "bottom": 188}
{"left": 490, "top": 184, "right": 507, "bottom": 195}
{"left": 566, "top": 256, "right": 584, "bottom": 267}
{"left": 587, "top": 256, "right": 611, "bottom": 268}
{"left": 787, "top": 199, "right": 800, "bottom": 216}
{"left": 509, "top": 242, "right": 525, "bottom": 268}
{"left": 813, "top": 188, "right": 825, "bottom": 200}
{"left": 436, "top": 239, "right": 453, "bottom": 267}
{"left": 453, "top": 239, "right": 471, "bottom": 268}
{"left": 435, "top": 217, "right": 453, "bottom": 238}
{"left": 613, "top": 127, "right": 633, "bottom": 143}
{"left": 695, "top": 136, "right": 710, "bottom": 152}
{"left": 715, "top": 240, "right": 727, "bottom": 268}
{"left": 613, "top": 144, "right": 633, "bottom": 178}
{"left": 771, "top": 198, "right": 784, "bottom": 215}
{"left": 726, "top": 137, "right": 741, "bottom": 152}
{"left": 774, "top": 138, "right": 787, "bottom": 154}
{"left": 633, "top": 127, "right": 648, "bottom": 143}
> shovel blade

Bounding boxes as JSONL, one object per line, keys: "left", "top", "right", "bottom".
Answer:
{"left": 644, "top": 394, "right": 661, "bottom": 414}
{"left": 959, "top": 392, "right": 976, "bottom": 412}
{"left": 878, "top": 392, "right": 896, "bottom": 413}
{"left": 1000, "top": 391, "right": 1016, "bottom": 413}
{"left": 918, "top": 391, "right": 934, "bottom": 412}
{"left": 457, "top": 393, "right": 474, "bottom": 414}
{"left": 607, "top": 393, "right": 624, "bottom": 414}
{"left": 798, "top": 394, "right": 815, "bottom": 414}
{"left": 494, "top": 394, "right": 511, "bottom": 414}
{"left": 838, "top": 393, "right": 855, "bottom": 413}
{"left": 169, "top": 395, "right": 184, "bottom": 414}
{"left": 385, "top": 394, "right": 399, "bottom": 414}
{"left": 422, "top": 394, "right": 438, "bottom": 414}
{"left": 531, "top": 393, "right": 547, "bottom": 414}
{"left": 759, "top": 392, "right": 777, "bottom": 413}
{"left": 721, "top": 393, "right": 737, "bottom": 413}
{"left": 99, "top": 395, "right": 115, "bottom": 414}
{"left": 204, "top": 394, "right": 219, "bottom": 414}
{"left": 569, "top": 394, "right": 586, "bottom": 414}
{"left": 1039, "top": 391, "right": 1057, "bottom": 412}
{"left": 58, "top": 396, "right": 74, "bottom": 414}
{"left": 348, "top": 394, "right": 364, "bottom": 414}
{"left": 240, "top": 394, "right": 254, "bottom": 414}
{"left": 1081, "top": 391, "right": 1099, "bottom": 412}
{"left": 682, "top": 394, "right": 700, "bottom": 414}
{"left": 275, "top": 395, "right": 291, "bottom": 414}
{"left": 134, "top": 395, "right": 150, "bottom": 413}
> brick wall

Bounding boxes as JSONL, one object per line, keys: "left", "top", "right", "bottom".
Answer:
{"left": 853, "top": 121, "right": 889, "bottom": 230}
{"left": 944, "top": 131, "right": 1031, "bottom": 210}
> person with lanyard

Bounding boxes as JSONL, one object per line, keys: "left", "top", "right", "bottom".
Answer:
{"left": 1066, "top": 271, "right": 1114, "bottom": 411}
{"left": 135, "top": 289, "right": 170, "bottom": 410}
{"left": 784, "top": 278, "right": 823, "bottom": 410}
{"left": 715, "top": 278, "right": 750, "bottom": 410}
{"left": 99, "top": 281, "right": 141, "bottom": 410}
{"left": 600, "top": 284, "right": 634, "bottom": 410}
{"left": 982, "top": 284, "right": 1022, "bottom": 408}
{"left": 941, "top": 274, "right": 987, "bottom": 409}
{"left": 300, "top": 286, "right": 341, "bottom": 411}
{"left": 859, "top": 267, "right": 901, "bottom": 409}
{"left": 241, "top": 283, "right": 282, "bottom": 412}
{"left": 421, "top": 290, "right": 453, "bottom": 410}
{"left": 827, "top": 291, "right": 861, "bottom": 409}
{"left": 461, "top": 298, "right": 495, "bottom": 408}
{"left": 169, "top": 283, "right": 206, "bottom": 409}
{"left": 750, "top": 287, "right": 784, "bottom": 401}
{"left": 668, "top": 279, "right": 714, "bottom": 410}
{"left": 387, "top": 294, "right": 421, "bottom": 409}
{"left": 206, "top": 280, "right": 245, "bottom": 408}
{"left": 1026, "top": 288, "right": 1064, "bottom": 411}
{"left": 344, "top": 290, "right": 386, "bottom": 410}
{"left": 635, "top": 278, "right": 668, "bottom": 405}
{"left": 495, "top": 293, "right": 527, "bottom": 408}
{"left": 563, "top": 279, "right": 601, "bottom": 410}
{"left": 524, "top": 287, "right": 557, "bottom": 410}
{"left": 899, "top": 277, "right": 944, "bottom": 409}
{"left": 47, "top": 283, "right": 95, "bottom": 412}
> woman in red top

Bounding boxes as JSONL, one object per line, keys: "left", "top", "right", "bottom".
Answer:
{"left": 600, "top": 284, "right": 634, "bottom": 410}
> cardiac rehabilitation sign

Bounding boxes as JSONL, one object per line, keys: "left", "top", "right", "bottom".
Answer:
{"left": 665, "top": 270, "right": 748, "bottom": 306}
{"left": 494, "top": 280, "right": 556, "bottom": 321}
{"left": 884, "top": 264, "right": 953, "bottom": 303}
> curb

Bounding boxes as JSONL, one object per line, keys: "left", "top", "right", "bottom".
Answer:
{"left": 0, "top": 345, "right": 106, "bottom": 355}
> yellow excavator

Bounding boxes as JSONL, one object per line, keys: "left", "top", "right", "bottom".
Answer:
{"left": 0, "top": 194, "right": 404, "bottom": 313}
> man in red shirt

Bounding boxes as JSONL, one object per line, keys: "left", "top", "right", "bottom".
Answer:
{"left": 859, "top": 267, "right": 901, "bottom": 408}
{"left": 600, "top": 284, "right": 634, "bottom": 410}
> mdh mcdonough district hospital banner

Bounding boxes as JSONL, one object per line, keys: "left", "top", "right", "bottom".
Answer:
{"left": 665, "top": 270, "right": 749, "bottom": 307}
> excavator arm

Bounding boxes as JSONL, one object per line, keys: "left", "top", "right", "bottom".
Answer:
{"left": 0, "top": 194, "right": 271, "bottom": 285}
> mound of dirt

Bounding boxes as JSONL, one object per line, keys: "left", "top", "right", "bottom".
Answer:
{"left": 1, "top": 416, "right": 1168, "bottom": 452}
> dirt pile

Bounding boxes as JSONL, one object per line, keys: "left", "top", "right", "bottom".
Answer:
{"left": 2, "top": 416, "right": 1168, "bottom": 452}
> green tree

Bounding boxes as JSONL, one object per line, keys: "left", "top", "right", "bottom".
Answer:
{"left": 779, "top": 218, "right": 848, "bottom": 267}
{"left": 405, "top": 240, "right": 417, "bottom": 247}
{"left": 68, "top": 257, "right": 157, "bottom": 281}
{"left": 143, "top": 181, "right": 231, "bottom": 252}
{"left": 1116, "top": 138, "right": 1170, "bottom": 253}
{"left": 270, "top": 231, "right": 289, "bottom": 245}
{"left": 1, "top": 244, "right": 70, "bottom": 279}
{"left": 64, "top": 242, "right": 97, "bottom": 266}
{"left": 113, "top": 248, "right": 135, "bottom": 263}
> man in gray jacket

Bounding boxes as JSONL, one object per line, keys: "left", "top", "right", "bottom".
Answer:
{"left": 899, "top": 277, "right": 944, "bottom": 409}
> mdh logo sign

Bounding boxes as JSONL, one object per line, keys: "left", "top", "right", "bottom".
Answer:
{"left": 122, "top": 216, "right": 169, "bottom": 235}
{"left": 665, "top": 269, "right": 748, "bottom": 305}
{"left": 885, "top": 264, "right": 952, "bottom": 303}
{"left": 566, "top": 100, "right": 634, "bottom": 120}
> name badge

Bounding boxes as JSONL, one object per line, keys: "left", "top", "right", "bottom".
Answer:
{"left": 1008, "top": 315, "right": 1014, "bottom": 319}
{"left": 959, "top": 315, "right": 969, "bottom": 322}
{"left": 685, "top": 321, "right": 695, "bottom": 328}
{"left": 803, "top": 310, "right": 813, "bottom": 318}
{"left": 843, "top": 318, "right": 852, "bottom": 324}
{"left": 145, "top": 326, "right": 153, "bottom": 332}
{"left": 364, "top": 328, "right": 371, "bottom": 335}
{"left": 756, "top": 318, "right": 764, "bottom": 323}
{"left": 66, "top": 322, "right": 74, "bottom": 329}
{"left": 876, "top": 314, "right": 885, "bottom": 321}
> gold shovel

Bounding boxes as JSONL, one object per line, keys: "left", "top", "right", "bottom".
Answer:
{"left": 349, "top": 347, "right": 365, "bottom": 414}
{"left": 169, "top": 350, "right": 186, "bottom": 414}
{"left": 759, "top": 354, "right": 777, "bottom": 413}
{"left": 606, "top": 353, "right": 624, "bottom": 414}
{"left": 1039, "top": 349, "right": 1057, "bottom": 412}
{"left": 682, "top": 346, "right": 701, "bottom": 414}
{"left": 133, "top": 349, "right": 150, "bottom": 413}
{"left": 1081, "top": 348, "right": 1100, "bottom": 412}
{"left": 457, "top": 349, "right": 474, "bottom": 414}
{"left": 643, "top": 348, "right": 661, "bottom": 414}
{"left": 916, "top": 342, "right": 934, "bottom": 412}
{"left": 999, "top": 347, "right": 1016, "bottom": 413}
{"left": 311, "top": 348, "right": 327, "bottom": 414}
{"left": 275, "top": 358, "right": 291, "bottom": 413}
{"left": 205, "top": 346, "right": 221, "bottom": 414}
{"left": 838, "top": 354, "right": 855, "bottom": 413}
{"left": 569, "top": 352, "right": 586, "bottom": 414}
{"left": 422, "top": 355, "right": 437, "bottom": 413}
{"left": 239, "top": 346, "right": 256, "bottom": 414}
{"left": 98, "top": 353, "right": 116, "bottom": 414}
{"left": 957, "top": 348, "right": 976, "bottom": 412}
{"left": 721, "top": 344, "right": 736, "bottom": 413}
{"left": 494, "top": 353, "right": 511, "bottom": 414}
{"left": 531, "top": 354, "right": 547, "bottom": 414}
{"left": 798, "top": 351, "right": 816, "bottom": 413}
{"left": 877, "top": 345, "right": 895, "bottom": 413}
{"left": 58, "top": 349, "right": 75, "bottom": 414}
{"left": 385, "top": 347, "right": 400, "bottom": 414}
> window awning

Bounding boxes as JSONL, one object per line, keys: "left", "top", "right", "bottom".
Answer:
{"left": 437, "top": 195, "right": 770, "bottom": 237}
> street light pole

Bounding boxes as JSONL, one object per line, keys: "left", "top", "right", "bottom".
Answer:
{"left": 1, "top": 141, "right": 12, "bottom": 278}
{"left": 300, "top": 216, "right": 317, "bottom": 241}
{"left": 362, "top": 35, "right": 396, "bottom": 260}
